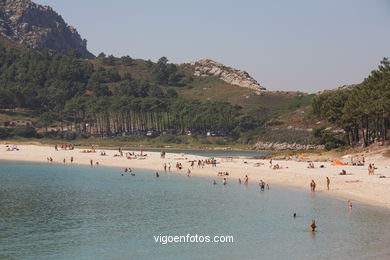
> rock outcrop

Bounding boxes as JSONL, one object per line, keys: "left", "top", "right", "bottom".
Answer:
{"left": 253, "top": 141, "right": 324, "bottom": 151}
{"left": 188, "top": 59, "right": 266, "bottom": 92}
{"left": 0, "top": 0, "right": 94, "bottom": 58}
{"left": 317, "top": 84, "right": 357, "bottom": 95}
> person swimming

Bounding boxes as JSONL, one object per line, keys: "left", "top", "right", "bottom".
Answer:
{"left": 310, "top": 220, "right": 317, "bottom": 232}
{"left": 212, "top": 180, "right": 217, "bottom": 185}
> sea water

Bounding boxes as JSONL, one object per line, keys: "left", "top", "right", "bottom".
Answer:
{"left": 0, "top": 160, "right": 389, "bottom": 260}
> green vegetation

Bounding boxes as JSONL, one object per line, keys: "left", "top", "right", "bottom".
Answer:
{"left": 312, "top": 126, "right": 345, "bottom": 150}
{"left": 0, "top": 45, "right": 268, "bottom": 140}
{"left": 312, "top": 58, "right": 390, "bottom": 147}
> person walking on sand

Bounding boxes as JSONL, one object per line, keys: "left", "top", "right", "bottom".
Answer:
{"left": 187, "top": 168, "right": 191, "bottom": 177}
{"left": 326, "top": 177, "right": 330, "bottom": 190}
{"left": 368, "top": 164, "right": 372, "bottom": 175}
{"left": 310, "top": 180, "right": 316, "bottom": 192}
{"left": 63, "top": 158, "right": 66, "bottom": 164}
{"left": 163, "top": 163, "right": 167, "bottom": 172}
{"left": 168, "top": 163, "right": 171, "bottom": 172}
{"left": 70, "top": 156, "right": 74, "bottom": 163}
{"left": 244, "top": 175, "right": 248, "bottom": 184}
{"left": 310, "top": 220, "right": 317, "bottom": 232}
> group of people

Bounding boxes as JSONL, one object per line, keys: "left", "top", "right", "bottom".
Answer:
{"left": 163, "top": 163, "right": 171, "bottom": 172}
{"left": 5, "top": 145, "right": 19, "bottom": 151}
{"left": 217, "top": 172, "right": 229, "bottom": 176}
{"left": 310, "top": 177, "right": 331, "bottom": 191}
{"left": 122, "top": 167, "right": 135, "bottom": 176}
{"left": 307, "top": 162, "right": 315, "bottom": 168}
{"left": 54, "top": 144, "right": 75, "bottom": 151}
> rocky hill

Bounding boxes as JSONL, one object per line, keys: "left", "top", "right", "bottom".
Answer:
{"left": 183, "top": 59, "right": 266, "bottom": 93}
{"left": 0, "top": 0, "right": 94, "bottom": 58}
{"left": 316, "top": 84, "right": 357, "bottom": 95}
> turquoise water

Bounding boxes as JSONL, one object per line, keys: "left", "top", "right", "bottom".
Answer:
{"left": 1, "top": 160, "right": 390, "bottom": 260}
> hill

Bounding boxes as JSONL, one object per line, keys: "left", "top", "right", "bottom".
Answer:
{"left": 0, "top": 0, "right": 94, "bottom": 58}
{"left": 91, "top": 56, "right": 313, "bottom": 115}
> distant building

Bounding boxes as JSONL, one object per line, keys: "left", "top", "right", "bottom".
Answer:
{"left": 8, "top": 120, "right": 35, "bottom": 127}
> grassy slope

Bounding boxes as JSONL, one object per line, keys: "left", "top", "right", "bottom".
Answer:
{"left": 90, "top": 58, "right": 314, "bottom": 115}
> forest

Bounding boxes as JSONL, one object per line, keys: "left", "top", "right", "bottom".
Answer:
{"left": 312, "top": 58, "right": 390, "bottom": 147}
{"left": 0, "top": 45, "right": 266, "bottom": 138}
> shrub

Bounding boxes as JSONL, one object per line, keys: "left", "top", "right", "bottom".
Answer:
{"left": 0, "top": 128, "right": 11, "bottom": 139}
{"left": 11, "top": 126, "right": 37, "bottom": 138}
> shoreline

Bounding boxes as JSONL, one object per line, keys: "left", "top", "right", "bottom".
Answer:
{"left": 1, "top": 144, "right": 390, "bottom": 209}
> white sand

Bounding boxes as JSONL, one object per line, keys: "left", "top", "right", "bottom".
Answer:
{"left": 1, "top": 144, "right": 390, "bottom": 209}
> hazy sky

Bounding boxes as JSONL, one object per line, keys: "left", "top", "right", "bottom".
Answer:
{"left": 34, "top": 0, "right": 390, "bottom": 92}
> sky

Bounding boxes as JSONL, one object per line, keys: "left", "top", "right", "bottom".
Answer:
{"left": 34, "top": 0, "right": 390, "bottom": 93}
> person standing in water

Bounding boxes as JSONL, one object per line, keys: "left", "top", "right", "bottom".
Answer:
{"left": 326, "top": 177, "right": 330, "bottom": 190}
{"left": 259, "top": 180, "right": 265, "bottom": 191}
{"left": 310, "top": 220, "right": 317, "bottom": 232}
{"left": 90, "top": 159, "right": 93, "bottom": 168}
{"left": 348, "top": 200, "right": 353, "bottom": 210}
{"left": 223, "top": 178, "right": 227, "bottom": 185}
{"left": 156, "top": 172, "right": 159, "bottom": 178}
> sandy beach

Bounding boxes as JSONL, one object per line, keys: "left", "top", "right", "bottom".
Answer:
{"left": 1, "top": 144, "right": 390, "bottom": 209}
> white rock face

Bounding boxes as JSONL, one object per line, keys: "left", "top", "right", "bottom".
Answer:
{"left": 189, "top": 59, "right": 266, "bottom": 92}
{"left": 0, "top": 0, "right": 95, "bottom": 58}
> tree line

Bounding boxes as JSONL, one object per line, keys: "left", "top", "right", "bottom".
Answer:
{"left": 0, "top": 45, "right": 268, "bottom": 137}
{"left": 312, "top": 58, "right": 390, "bottom": 147}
